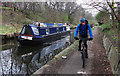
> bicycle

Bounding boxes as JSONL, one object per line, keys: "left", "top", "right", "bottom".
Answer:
{"left": 75, "top": 37, "right": 91, "bottom": 68}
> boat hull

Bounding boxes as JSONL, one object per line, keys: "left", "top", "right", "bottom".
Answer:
{"left": 18, "top": 31, "right": 70, "bottom": 45}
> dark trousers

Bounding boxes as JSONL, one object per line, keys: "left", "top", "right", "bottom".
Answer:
{"left": 78, "top": 40, "right": 88, "bottom": 55}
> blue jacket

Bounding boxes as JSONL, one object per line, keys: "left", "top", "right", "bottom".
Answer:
{"left": 74, "top": 24, "right": 93, "bottom": 38}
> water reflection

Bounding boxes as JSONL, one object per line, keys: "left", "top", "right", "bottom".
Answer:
{"left": 0, "top": 30, "right": 75, "bottom": 75}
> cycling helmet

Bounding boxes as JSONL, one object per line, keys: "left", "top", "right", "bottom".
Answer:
{"left": 80, "top": 18, "right": 86, "bottom": 22}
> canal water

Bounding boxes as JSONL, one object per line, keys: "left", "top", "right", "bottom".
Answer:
{"left": 0, "top": 30, "right": 75, "bottom": 75}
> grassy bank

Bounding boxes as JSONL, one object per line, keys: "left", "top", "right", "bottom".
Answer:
{"left": 1, "top": 10, "right": 34, "bottom": 34}
{"left": 100, "top": 23, "right": 119, "bottom": 42}
{"left": 0, "top": 25, "right": 22, "bottom": 34}
{"left": 1, "top": 9, "right": 69, "bottom": 34}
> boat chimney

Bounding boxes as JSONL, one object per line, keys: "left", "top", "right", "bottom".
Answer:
{"left": 38, "top": 22, "right": 40, "bottom": 27}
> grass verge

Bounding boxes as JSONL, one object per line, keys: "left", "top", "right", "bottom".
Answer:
{"left": 100, "top": 23, "right": 119, "bottom": 42}
{"left": 0, "top": 25, "right": 22, "bottom": 34}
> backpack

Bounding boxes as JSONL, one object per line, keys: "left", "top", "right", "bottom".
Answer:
{"left": 79, "top": 20, "right": 88, "bottom": 31}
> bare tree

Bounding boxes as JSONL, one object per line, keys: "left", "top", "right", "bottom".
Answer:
{"left": 64, "top": 2, "right": 80, "bottom": 23}
{"left": 83, "top": 0, "right": 120, "bottom": 28}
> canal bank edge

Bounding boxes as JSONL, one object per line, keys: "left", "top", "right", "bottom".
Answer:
{"left": 0, "top": 33, "right": 19, "bottom": 39}
{"left": 32, "top": 40, "right": 79, "bottom": 75}
{"left": 100, "top": 27, "right": 120, "bottom": 75}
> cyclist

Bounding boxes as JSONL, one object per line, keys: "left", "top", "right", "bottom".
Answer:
{"left": 74, "top": 18, "right": 93, "bottom": 58}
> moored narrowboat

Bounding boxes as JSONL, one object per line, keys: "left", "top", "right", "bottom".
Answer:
{"left": 18, "top": 23, "right": 70, "bottom": 45}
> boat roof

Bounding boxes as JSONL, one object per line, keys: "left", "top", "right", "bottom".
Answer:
{"left": 24, "top": 24, "right": 66, "bottom": 28}
{"left": 28, "top": 24, "right": 37, "bottom": 27}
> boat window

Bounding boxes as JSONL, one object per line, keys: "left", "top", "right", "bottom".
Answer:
{"left": 31, "top": 27, "right": 39, "bottom": 35}
{"left": 21, "top": 26, "right": 33, "bottom": 35}
{"left": 59, "top": 27, "right": 63, "bottom": 32}
{"left": 57, "top": 28, "right": 59, "bottom": 32}
{"left": 21, "top": 27, "right": 25, "bottom": 34}
{"left": 63, "top": 27, "right": 65, "bottom": 31}
{"left": 46, "top": 29, "right": 49, "bottom": 35}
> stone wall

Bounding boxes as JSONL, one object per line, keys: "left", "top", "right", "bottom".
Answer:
{"left": 103, "top": 34, "right": 120, "bottom": 75}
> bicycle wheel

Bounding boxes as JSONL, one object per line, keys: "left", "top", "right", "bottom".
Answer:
{"left": 82, "top": 48, "right": 86, "bottom": 68}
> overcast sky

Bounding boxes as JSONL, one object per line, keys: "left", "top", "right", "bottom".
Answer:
{"left": 76, "top": 0, "right": 101, "bottom": 17}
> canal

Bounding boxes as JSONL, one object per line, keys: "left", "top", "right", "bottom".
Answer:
{"left": 0, "top": 30, "right": 75, "bottom": 75}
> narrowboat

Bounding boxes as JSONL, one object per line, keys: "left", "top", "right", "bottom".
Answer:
{"left": 18, "top": 23, "right": 70, "bottom": 45}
